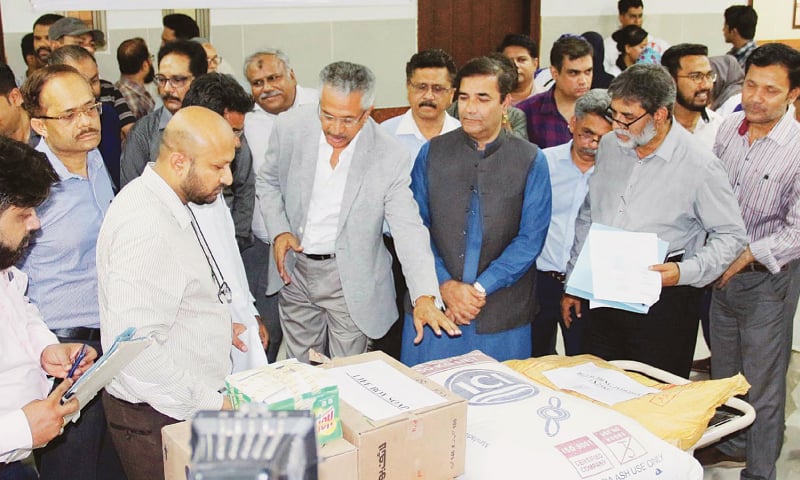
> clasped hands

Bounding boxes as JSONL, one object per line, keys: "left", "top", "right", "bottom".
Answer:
{"left": 412, "top": 280, "right": 485, "bottom": 344}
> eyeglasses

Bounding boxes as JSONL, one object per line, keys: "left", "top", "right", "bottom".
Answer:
{"left": 154, "top": 74, "right": 194, "bottom": 88}
{"left": 576, "top": 129, "right": 603, "bottom": 144}
{"left": 208, "top": 55, "right": 222, "bottom": 67}
{"left": 676, "top": 71, "right": 718, "bottom": 85}
{"left": 187, "top": 206, "right": 232, "bottom": 304}
{"left": 604, "top": 107, "right": 649, "bottom": 129}
{"left": 34, "top": 101, "right": 102, "bottom": 123}
{"left": 408, "top": 82, "right": 453, "bottom": 96}
{"left": 317, "top": 104, "right": 366, "bottom": 127}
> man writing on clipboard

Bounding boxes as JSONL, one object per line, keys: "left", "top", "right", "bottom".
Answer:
{"left": 0, "top": 137, "right": 97, "bottom": 478}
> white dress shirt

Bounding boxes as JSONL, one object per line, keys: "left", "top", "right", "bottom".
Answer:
{"left": 245, "top": 85, "right": 319, "bottom": 243}
{"left": 380, "top": 109, "right": 460, "bottom": 166}
{"left": 97, "top": 166, "right": 232, "bottom": 420}
{"left": 0, "top": 267, "right": 58, "bottom": 463}
{"left": 301, "top": 131, "right": 361, "bottom": 255}
{"left": 189, "top": 196, "right": 267, "bottom": 372}
{"left": 690, "top": 108, "right": 723, "bottom": 151}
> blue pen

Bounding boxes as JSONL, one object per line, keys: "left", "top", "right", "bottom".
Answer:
{"left": 66, "top": 344, "right": 87, "bottom": 380}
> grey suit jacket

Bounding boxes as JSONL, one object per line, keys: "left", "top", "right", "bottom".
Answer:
{"left": 256, "top": 104, "right": 440, "bottom": 338}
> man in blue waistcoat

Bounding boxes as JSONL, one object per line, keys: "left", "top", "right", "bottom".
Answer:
{"left": 402, "top": 56, "right": 552, "bottom": 365}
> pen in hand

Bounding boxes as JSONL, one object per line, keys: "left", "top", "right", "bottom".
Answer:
{"left": 66, "top": 344, "right": 88, "bottom": 380}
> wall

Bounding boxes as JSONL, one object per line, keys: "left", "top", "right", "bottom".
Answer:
{"left": 1, "top": 1, "right": 416, "bottom": 106}
{"left": 2, "top": 1, "right": 796, "bottom": 106}
{"left": 752, "top": 0, "right": 800, "bottom": 42}
{"left": 540, "top": 0, "right": 740, "bottom": 66}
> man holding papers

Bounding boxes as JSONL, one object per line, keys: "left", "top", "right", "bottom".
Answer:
{"left": 0, "top": 137, "right": 97, "bottom": 476}
{"left": 562, "top": 63, "right": 746, "bottom": 378}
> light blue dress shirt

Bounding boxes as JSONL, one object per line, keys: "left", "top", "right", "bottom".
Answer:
{"left": 20, "top": 142, "right": 114, "bottom": 329}
{"left": 536, "top": 140, "right": 594, "bottom": 273}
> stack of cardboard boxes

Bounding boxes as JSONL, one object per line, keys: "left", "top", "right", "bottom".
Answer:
{"left": 162, "top": 351, "right": 467, "bottom": 479}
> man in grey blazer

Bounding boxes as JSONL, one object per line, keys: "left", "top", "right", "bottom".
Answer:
{"left": 257, "top": 61, "right": 458, "bottom": 362}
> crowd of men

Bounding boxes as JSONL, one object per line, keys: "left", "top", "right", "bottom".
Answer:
{"left": 1, "top": 1, "right": 799, "bottom": 479}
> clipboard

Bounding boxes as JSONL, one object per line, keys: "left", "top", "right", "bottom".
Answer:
{"left": 61, "top": 327, "right": 151, "bottom": 423}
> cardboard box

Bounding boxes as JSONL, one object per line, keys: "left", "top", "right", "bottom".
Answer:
{"left": 162, "top": 420, "right": 357, "bottom": 480}
{"left": 324, "top": 351, "right": 467, "bottom": 479}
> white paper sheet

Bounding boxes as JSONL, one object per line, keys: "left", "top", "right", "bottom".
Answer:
{"left": 328, "top": 360, "right": 446, "bottom": 421}
{"left": 543, "top": 362, "right": 660, "bottom": 406}
{"left": 589, "top": 229, "right": 662, "bottom": 305}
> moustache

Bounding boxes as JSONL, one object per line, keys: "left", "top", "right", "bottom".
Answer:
{"left": 578, "top": 147, "right": 598, "bottom": 156}
{"left": 77, "top": 127, "right": 100, "bottom": 136}
{"left": 418, "top": 101, "right": 437, "bottom": 109}
{"left": 259, "top": 90, "right": 282, "bottom": 100}
{"left": 162, "top": 95, "right": 182, "bottom": 104}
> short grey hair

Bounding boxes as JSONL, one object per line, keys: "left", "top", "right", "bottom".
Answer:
{"left": 242, "top": 49, "right": 292, "bottom": 77}
{"left": 575, "top": 88, "right": 612, "bottom": 120}
{"left": 318, "top": 61, "right": 376, "bottom": 110}
{"left": 608, "top": 63, "right": 676, "bottom": 116}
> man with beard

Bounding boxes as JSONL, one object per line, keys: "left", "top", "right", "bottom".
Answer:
{"left": 32, "top": 14, "right": 63, "bottom": 69}
{"left": 696, "top": 43, "right": 800, "bottom": 479}
{"left": 533, "top": 89, "right": 612, "bottom": 357}
{"left": 561, "top": 64, "right": 747, "bottom": 378}
{"left": 661, "top": 44, "right": 723, "bottom": 150}
{"left": 115, "top": 38, "right": 156, "bottom": 120}
{"left": 19, "top": 64, "right": 123, "bottom": 480}
{"left": 98, "top": 107, "right": 237, "bottom": 479}
{"left": 242, "top": 49, "right": 318, "bottom": 362}
{"left": 0, "top": 136, "right": 98, "bottom": 478}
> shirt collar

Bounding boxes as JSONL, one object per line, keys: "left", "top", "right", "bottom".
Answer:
{"left": 118, "top": 77, "right": 148, "bottom": 94}
{"left": 251, "top": 85, "right": 319, "bottom": 119}
{"left": 36, "top": 140, "right": 104, "bottom": 181}
{"left": 158, "top": 106, "right": 173, "bottom": 131}
{"left": 645, "top": 121, "right": 683, "bottom": 163}
{"left": 317, "top": 128, "right": 363, "bottom": 159}
{"left": 736, "top": 107, "right": 798, "bottom": 146}
{"left": 394, "top": 110, "right": 460, "bottom": 140}
{"left": 139, "top": 164, "right": 192, "bottom": 229}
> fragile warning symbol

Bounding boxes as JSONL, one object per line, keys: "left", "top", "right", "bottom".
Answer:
{"left": 593, "top": 425, "right": 647, "bottom": 464}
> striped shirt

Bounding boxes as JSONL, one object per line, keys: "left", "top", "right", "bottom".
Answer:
{"left": 98, "top": 165, "right": 231, "bottom": 420}
{"left": 115, "top": 77, "right": 155, "bottom": 120}
{"left": 99, "top": 80, "right": 136, "bottom": 128}
{"left": 714, "top": 109, "right": 800, "bottom": 272}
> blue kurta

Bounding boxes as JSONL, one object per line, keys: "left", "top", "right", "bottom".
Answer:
{"left": 401, "top": 135, "right": 551, "bottom": 366}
